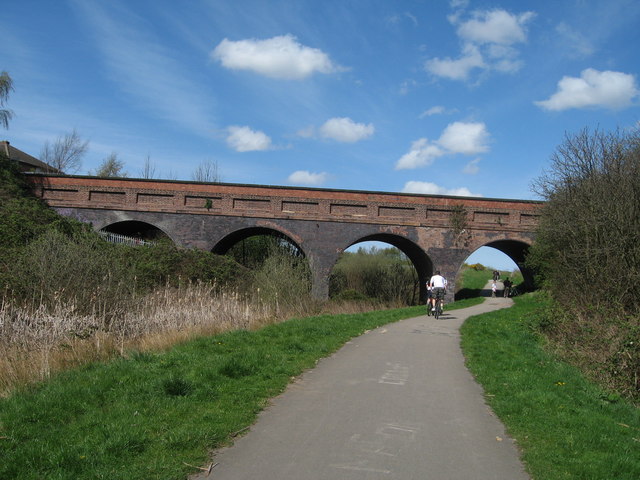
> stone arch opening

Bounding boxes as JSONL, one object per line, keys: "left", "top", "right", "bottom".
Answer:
{"left": 212, "top": 226, "right": 305, "bottom": 260}
{"left": 330, "top": 233, "right": 432, "bottom": 305}
{"left": 213, "top": 226, "right": 312, "bottom": 298}
{"left": 99, "top": 220, "right": 171, "bottom": 245}
{"left": 482, "top": 240, "right": 534, "bottom": 289}
{"left": 458, "top": 239, "right": 535, "bottom": 299}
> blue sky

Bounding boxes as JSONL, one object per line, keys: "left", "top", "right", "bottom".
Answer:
{"left": 2, "top": 0, "right": 639, "bottom": 269}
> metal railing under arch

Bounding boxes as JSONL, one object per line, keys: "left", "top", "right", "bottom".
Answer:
{"left": 98, "top": 231, "right": 155, "bottom": 247}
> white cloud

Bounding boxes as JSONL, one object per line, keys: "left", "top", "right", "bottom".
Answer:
{"left": 399, "top": 78, "right": 418, "bottom": 95}
{"left": 437, "top": 121, "right": 489, "bottom": 154}
{"left": 555, "top": 23, "right": 594, "bottom": 58}
{"left": 405, "top": 12, "right": 419, "bottom": 26}
{"left": 425, "top": 44, "right": 485, "bottom": 81}
{"left": 212, "top": 34, "right": 342, "bottom": 80}
{"left": 386, "top": 12, "right": 418, "bottom": 27}
{"left": 287, "top": 170, "right": 329, "bottom": 186}
{"left": 419, "top": 106, "right": 458, "bottom": 118}
{"left": 296, "top": 126, "right": 316, "bottom": 138}
{"left": 457, "top": 9, "right": 534, "bottom": 45}
{"left": 395, "top": 138, "right": 444, "bottom": 170}
{"left": 402, "top": 181, "right": 481, "bottom": 197}
{"left": 319, "top": 117, "right": 375, "bottom": 143}
{"left": 426, "top": 8, "right": 534, "bottom": 81}
{"left": 396, "top": 122, "right": 490, "bottom": 170}
{"left": 226, "top": 126, "right": 272, "bottom": 152}
{"left": 535, "top": 68, "right": 639, "bottom": 111}
{"left": 450, "top": 0, "right": 469, "bottom": 9}
{"left": 420, "top": 106, "right": 445, "bottom": 117}
{"left": 463, "top": 158, "right": 481, "bottom": 174}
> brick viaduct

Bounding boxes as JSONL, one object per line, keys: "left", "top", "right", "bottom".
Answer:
{"left": 27, "top": 174, "right": 542, "bottom": 301}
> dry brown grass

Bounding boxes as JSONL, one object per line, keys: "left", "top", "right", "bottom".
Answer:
{"left": 0, "top": 283, "right": 389, "bottom": 396}
{"left": 0, "top": 283, "right": 271, "bottom": 395}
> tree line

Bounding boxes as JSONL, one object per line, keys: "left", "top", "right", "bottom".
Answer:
{"left": 38, "top": 127, "right": 221, "bottom": 182}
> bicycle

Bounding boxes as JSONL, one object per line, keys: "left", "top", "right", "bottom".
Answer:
{"left": 432, "top": 289, "right": 445, "bottom": 319}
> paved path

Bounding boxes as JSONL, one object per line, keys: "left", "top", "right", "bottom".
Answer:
{"left": 194, "top": 291, "right": 529, "bottom": 480}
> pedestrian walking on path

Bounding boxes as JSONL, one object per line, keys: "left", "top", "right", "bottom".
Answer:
{"left": 193, "top": 295, "right": 529, "bottom": 480}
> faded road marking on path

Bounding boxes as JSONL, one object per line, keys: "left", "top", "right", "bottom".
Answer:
{"left": 378, "top": 362, "right": 409, "bottom": 385}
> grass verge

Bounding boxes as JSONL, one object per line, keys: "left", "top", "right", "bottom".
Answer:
{"left": 1, "top": 304, "right": 433, "bottom": 480}
{"left": 461, "top": 293, "right": 640, "bottom": 480}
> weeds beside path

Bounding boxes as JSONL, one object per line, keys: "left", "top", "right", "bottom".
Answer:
{"left": 461, "top": 294, "right": 640, "bottom": 480}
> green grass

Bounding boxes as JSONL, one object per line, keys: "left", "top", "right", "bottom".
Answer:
{"left": 455, "top": 267, "right": 493, "bottom": 299}
{"left": 461, "top": 267, "right": 494, "bottom": 289}
{"left": 456, "top": 265, "right": 524, "bottom": 299}
{"left": 461, "top": 293, "right": 640, "bottom": 480}
{"left": 0, "top": 298, "right": 479, "bottom": 480}
{"left": 1, "top": 305, "right": 432, "bottom": 480}
{"left": 7, "top": 293, "right": 633, "bottom": 480}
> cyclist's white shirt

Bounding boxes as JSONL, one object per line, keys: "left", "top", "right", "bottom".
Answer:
{"left": 430, "top": 275, "right": 447, "bottom": 289}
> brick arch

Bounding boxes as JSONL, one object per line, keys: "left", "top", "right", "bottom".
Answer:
{"left": 74, "top": 210, "right": 181, "bottom": 245}
{"left": 212, "top": 226, "right": 306, "bottom": 258}
{"left": 340, "top": 233, "right": 434, "bottom": 302}
{"left": 466, "top": 236, "right": 535, "bottom": 289}
{"left": 100, "top": 219, "right": 172, "bottom": 243}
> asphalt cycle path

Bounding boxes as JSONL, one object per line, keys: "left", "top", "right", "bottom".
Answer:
{"left": 194, "top": 292, "right": 529, "bottom": 480}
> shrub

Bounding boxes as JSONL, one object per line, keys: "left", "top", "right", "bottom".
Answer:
{"left": 252, "top": 251, "right": 313, "bottom": 315}
{"left": 530, "top": 127, "right": 640, "bottom": 312}
{"left": 332, "top": 289, "right": 371, "bottom": 302}
{"left": 329, "top": 247, "right": 418, "bottom": 305}
{"left": 1, "top": 157, "right": 251, "bottom": 314}
{"left": 529, "top": 127, "right": 640, "bottom": 401}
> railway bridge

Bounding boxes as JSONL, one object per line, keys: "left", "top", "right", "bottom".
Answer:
{"left": 27, "top": 174, "right": 541, "bottom": 301}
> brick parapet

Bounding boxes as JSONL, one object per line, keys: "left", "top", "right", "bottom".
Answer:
{"left": 27, "top": 174, "right": 542, "bottom": 232}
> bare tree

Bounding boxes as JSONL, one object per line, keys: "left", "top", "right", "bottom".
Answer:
{"left": 192, "top": 159, "right": 221, "bottom": 183}
{"left": 94, "top": 152, "right": 127, "bottom": 178}
{"left": 0, "top": 71, "right": 14, "bottom": 129}
{"left": 140, "top": 155, "right": 156, "bottom": 179}
{"left": 40, "top": 129, "right": 89, "bottom": 174}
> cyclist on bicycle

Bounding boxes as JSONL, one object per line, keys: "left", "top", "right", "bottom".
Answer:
{"left": 503, "top": 278, "right": 513, "bottom": 297}
{"left": 428, "top": 270, "right": 447, "bottom": 313}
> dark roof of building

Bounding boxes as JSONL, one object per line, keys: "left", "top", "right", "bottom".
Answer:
{"left": 1, "top": 140, "right": 61, "bottom": 173}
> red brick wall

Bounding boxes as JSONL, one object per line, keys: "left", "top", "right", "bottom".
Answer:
{"left": 28, "top": 175, "right": 541, "bottom": 233}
